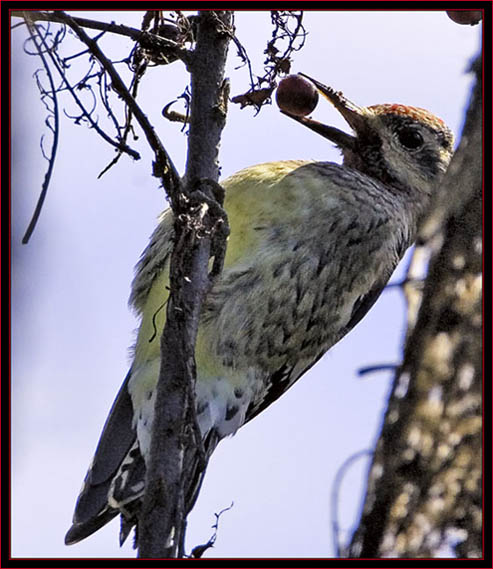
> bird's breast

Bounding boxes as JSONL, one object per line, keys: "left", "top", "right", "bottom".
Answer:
{"left": 131, "top": 159, "right": 411, "bottom": 443}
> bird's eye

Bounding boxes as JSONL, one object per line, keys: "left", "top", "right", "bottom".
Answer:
{"left": 397, "top": 128, "right": 424, "bottom": 150}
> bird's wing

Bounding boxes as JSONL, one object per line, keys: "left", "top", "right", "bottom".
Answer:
{"left": 129, "top": 209, "right": 175, "bottom": 313}
{"left": 244, "top": 364, "right": 296, "bottom": 423}
{"left": 66, "top": 210, "right": 177, "bottom": 545}
{"left": 244, "top": 277, "right": 395, "bottom": 426}
{"left": 65, "top": 370, "right": 138, "bottom": 544}
{"left": 340, "top": 280, "right": 389, "bottom": 338}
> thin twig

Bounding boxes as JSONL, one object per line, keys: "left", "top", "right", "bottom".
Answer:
{"left": 36, "top": 32, "right": 141, "bottom": 160}
{"left": 358, "top": 364, "right": 399, "bottom": 377}
{"left": 12, "top": 10, "right": 192, "bottom": 66}
{"left": 190, "top": 502, "right": 234, "bottom": 558}
{"left": 62, "top": 30, "right": 106, "bottom": 62}
{"left": 54, "top": 11, "right": 181, "bottom": 201}
{"left": 330, "top": 450, "right": 372, "bottom": 557}
{"left": 162, "top": 99, "right": 190, "bottom": 124}
{"left": 98, "top": 58, "right": 148, "bottom": 178}
{"left": 231, "top": 11, "right": 306, "bottom": 114}
{"left": 98, "top": 67, "right": 125, "bottom": 138}
{"left": 22, "top": 20, "right": 60, "bottom": 244}
{"left": 11, "top": 19, "right": 27, "bottom": 30}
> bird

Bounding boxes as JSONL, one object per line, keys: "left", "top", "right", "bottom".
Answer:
{"left": 65, "top": 74, "right": 454, "bottom": 548}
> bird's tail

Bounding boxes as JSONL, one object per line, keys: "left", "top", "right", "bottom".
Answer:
{"left": 125, "top": 428, "right": 221, "bottom": 550}
{"left": 66, "top": 426, "right": 220, "bottom": 549}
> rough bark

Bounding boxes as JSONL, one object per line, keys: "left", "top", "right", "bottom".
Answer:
{"left": 349, "top": 53, "right": 483, "bottom": 558}
{"left": 137, "top": 11, "right": 233, "bottom": 559}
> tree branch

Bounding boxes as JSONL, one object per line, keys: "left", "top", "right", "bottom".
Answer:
{"left": 137, "top": 11, "right": 233, "bottom": 558}
{"left": 26, "top": 16, "right": 141, "bottom": 161}
{"left": 349, "top": 52, "right": 483, "bottom": 558}
{"left": 53, "top": 11, "right": 181, "bottom": 201}
{"left": 12, "top": 10, "right": 192, "bottom": 66}
{"left": 16, "top": 11, "right": 232, "bottom": 556}
{"left": 21, "top": 18, "right": 60, "bottom": 244}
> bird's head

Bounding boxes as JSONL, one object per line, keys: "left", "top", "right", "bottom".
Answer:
{"left": 283, "top": 73, "right": 454, "bottom": 199}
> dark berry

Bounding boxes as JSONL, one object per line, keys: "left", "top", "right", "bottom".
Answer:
{"left": 447, "top": 11, "right": 482, "bottom": 25}
{"left": 276, "top": 75, "right": 319, "bottom": 116}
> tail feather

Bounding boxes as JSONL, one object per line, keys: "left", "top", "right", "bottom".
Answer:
{"left": 65, "top": 504, "right": 119, "bottom": 545}
{"left": 65, "top": 370, "right": 137, "bottom": 545}
{"left": 66, "top": 391, "right": 222, "bottom": 548}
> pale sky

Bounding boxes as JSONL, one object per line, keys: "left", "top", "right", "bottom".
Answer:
{"left": 11, "top": 10, "right": 481, "bottom": 559}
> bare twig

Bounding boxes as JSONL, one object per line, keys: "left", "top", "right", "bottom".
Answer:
{"left": 53, "top": 11, "right": 181, "bottom": 200}
{"left": 11, "top": 19, "right": 27, "bottom": 30}
{"left": 162, "top": 99, "right": 190, "bottom": 125}
{"left": 357, "top": 364, "right": 399, "bottom": 377}
{"left": 265, "top": 11, "right": 306, "bottom": 78}
{"left": 22, "top": 20, "right": 60, "bottom": 244}
{"left": 330, "top": 450, "right": 372, "bottom": 557}
{"left": 22, "top": 19, "right": 66, "bottom": 56}
{"left": 62, "top": 33, "right": 106, "bottom": 62}
{"left": 190, "top": 502, "right": 234, "bottom": 558}
{"left": 12, "top": 10, "right": 193, "bottom": 66}
{"left": 98, "top": 44, "right": 150, "bottom": 179}
{"left": 17, "top": 8, "right": 232, "bottom": 558}
{"left": 98, "top": 69, "right": 124, "bottom": 138}
{"left": 231, "top": 11, "right": 306, "bottom": 113}
{"left": 26, "top": 20, "right": 141, "bottom": 161}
